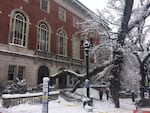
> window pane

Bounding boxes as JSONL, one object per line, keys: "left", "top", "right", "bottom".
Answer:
{"left": 59, "top": 8, "right": 66, "bottom": 22}
{"left": 73, "top": 16, "right": 79, "bottom": 28}
{"left": 41, "top": 0, "right": 49, "bottom": 12}
{"left": 57, "top": 30, "right": 66, "bottom": 55}
{"left": 72, "top": 37, "right": 80, "bottom": 58}
{"left": 38, "top": 22, "right": 49, "bottom": 52}
{"left": 8, "top": 65, "right": 16, "bottom": 80}
{"left": 18, "top": 66, "right": 25, "bottom": 80}
{"left": 10, "top": 11, "right": 27, "bottom": 46}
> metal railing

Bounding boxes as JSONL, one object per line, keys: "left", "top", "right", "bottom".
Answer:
{"left": 2, "top": 91, "right": 60, "bottom": 108}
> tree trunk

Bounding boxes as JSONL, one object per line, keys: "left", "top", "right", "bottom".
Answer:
{"left": 133, "top": 53, "right": 150, "bottom": 99}
{"left": 109, "top": 49, "right": 123, "bottom": 108}
{"left": 140, "top": 63, "right": 146, "bottom": 99}
{"left": 117, "top": 0, "right": 134, "bottom": 46}
{"left": 110, "top": 0, "right": 134, "bottom": 108}
{"left": 140, "top": 53, "right": 150, "bottom": 99}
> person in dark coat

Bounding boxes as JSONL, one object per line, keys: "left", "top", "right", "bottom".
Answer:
{"left": 131, "top": 90, "right": 135, "bottom": 102}
{"left": 99, "top": 90, "right": 103, "bottom": 100}
{"left": 106, "top": 89, "right": 109, "bottom": 100}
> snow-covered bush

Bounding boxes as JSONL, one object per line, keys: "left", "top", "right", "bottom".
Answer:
{"left": 3, "top": 77, "right": 27, "bottom": 94}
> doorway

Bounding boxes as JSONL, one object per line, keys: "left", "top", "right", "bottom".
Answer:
{"left": 58, "top": 75, "right": 67, "bottom": 89}
{"left": 38, "top": 65, "right": 49, "bottom": 84}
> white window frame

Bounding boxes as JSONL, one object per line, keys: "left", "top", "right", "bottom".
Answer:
{"left": 58, "top": 7, "right": 66, "bottom": 22}
{"left": 8, "top": 65, "right": 25, "bottom": 80}
{"left": 72, "top": 36, "right": 80, "bottom": 59}
{"left": 37, "top": 21, "right": 50, "bottom": 52}
{"left": 57, "top": 28, "right": 67, "bottom": 56}
{"left": 40, "top": 0, "right": 50, "bottom": 13}
{"left": 9, "top": 10, "right": 29, "bottom": 47}
{"left": 18, "top": 66, "right": 25, "bottom": 80}
{"left": 73, "top": 16, "right": 79, "bottom": 29}
{"left": 8, "top": 65, "right": 17, "bottom": 80}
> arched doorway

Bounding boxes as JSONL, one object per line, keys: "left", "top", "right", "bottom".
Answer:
{"left": 38, "top": 65, "right": 49, "bottom": 84}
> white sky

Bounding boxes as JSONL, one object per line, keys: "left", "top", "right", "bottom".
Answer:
{"left": 78, "top": 0, "right": 107, "bottom": 13}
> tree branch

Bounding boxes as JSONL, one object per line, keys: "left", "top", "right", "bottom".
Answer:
{"left": 117, "top": 0, "right": 134, "bottom": 45}
{"left": 127, "top": 3, "right": 150, "bottom": 33}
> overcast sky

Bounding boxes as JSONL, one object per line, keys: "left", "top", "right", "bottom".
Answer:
{"left": 78, "top": 0, "right": 107, "bottom": 13}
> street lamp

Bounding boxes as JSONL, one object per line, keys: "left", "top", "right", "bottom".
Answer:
{"left": 83, "top": 40, "right": 91, "bottom": 99}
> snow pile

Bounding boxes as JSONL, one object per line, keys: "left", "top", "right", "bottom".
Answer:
{"left": 0, "top": 88, "right": 141, "bottom": 113}
{"left": 0, "top": 97, "right": 138, "bottom": 113}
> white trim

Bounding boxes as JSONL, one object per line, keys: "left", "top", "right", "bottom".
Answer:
{"left": 7, "top": 64, "right": 25, "bottom": 80}
{"left": 72, "top": 35, "right": 80, "bottom": 59}
{"left": 56, "top": 28, "right": 67, "bottom": 56}
{"left": 73, "top": 16, "right": 79, "bottom": 29}
{"left": 58, "top": 7, "right": 66, "bottom": 22}
{"left": 37, "top": 20, "right": 51, "bottom": 52}
{"left": 9, "top": 9, "right": 29, "bottom": 48}
{"left": 53, "top": 0, "right": 88, "bottom": 20}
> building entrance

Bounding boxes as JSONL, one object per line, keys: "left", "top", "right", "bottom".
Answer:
{"left": 38, "top": 65, "right": 49, "bottom": 84}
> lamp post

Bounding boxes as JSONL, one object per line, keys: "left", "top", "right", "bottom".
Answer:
{"left": 83, "top": 40, "right": 91, "bottom": 99}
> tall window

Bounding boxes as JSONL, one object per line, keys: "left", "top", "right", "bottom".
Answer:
{"left": 9, "top": 10, "right": 28, "bottom": 47}
{"left": 18, "top": 66, "right": 25, "bottom": 80}
{"left": 8, "top": 65, "right": 16, "bottom": 80}
{"left": 72, "top": 36, "right": 80, "bottom": 59}
{"left": 37, "top": 22, "right": 50, "bottom": 52}
{"left": 73, "top": 16, "right": 79, "bottom": 29}
{"left": 58, "top": 7, "right": 66, "bottom": 22}
{"left": 57, "top": 29, "right": 67, "bottom": 55}
{"left": 40, "top": 0, "right": 50, "bottom": 13}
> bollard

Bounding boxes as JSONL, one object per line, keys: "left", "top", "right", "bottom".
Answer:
{"left": 42, "top": 77, "right": 49, "bottom": 113}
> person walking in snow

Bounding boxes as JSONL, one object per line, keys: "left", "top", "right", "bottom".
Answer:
{"left": 99, "top": 89, "right": 103, "bottom": 100}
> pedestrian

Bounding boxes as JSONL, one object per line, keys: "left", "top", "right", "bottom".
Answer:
{"left": 99, "top": 90, "right": 103, "bottom": 100}
{"left": 106, "top": 89, "right": 109, "bottom": 100}
{"left": 131, "top": 90, "right": 135, "bottom": 102}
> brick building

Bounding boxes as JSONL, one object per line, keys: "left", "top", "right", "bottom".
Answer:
{"left": 0, "top": 0, "right": 102, "bottom": 88}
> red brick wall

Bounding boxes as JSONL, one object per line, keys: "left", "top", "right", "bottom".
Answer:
{"left": 0, "top": 0, "right": 97, "bottom": 59}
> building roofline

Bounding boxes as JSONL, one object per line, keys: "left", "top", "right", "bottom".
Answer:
{"left": 71, "top": 0, "right": 96, "bottom": 17}
{"left": 72, "top": 0, "right": 95, "bottom": 13}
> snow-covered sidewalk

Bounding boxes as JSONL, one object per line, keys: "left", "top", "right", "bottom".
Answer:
{"left": 0, "top": 96, "right": 137, "bottom": 113}
{"left": 0, "top": 88, "right": 150, "bottom": 113}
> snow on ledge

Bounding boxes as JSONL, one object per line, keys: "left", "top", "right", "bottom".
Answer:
{"left": 2, "top": 91, "right": 60, "bottom": 99}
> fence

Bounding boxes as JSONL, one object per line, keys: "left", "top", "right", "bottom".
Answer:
{"left": 2, "top": 91, "right": 60, "bottom": 108}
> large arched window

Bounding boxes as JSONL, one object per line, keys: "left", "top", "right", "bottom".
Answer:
{"left": 72, "top": 35, "right": 80, "bottom": 59}
{"left": 37, "top": 21, "right": 50, "bottom": 52}
{"left": 57, "top": 28, "right": 67, "bottom": 55}
{"left": 9, "top": 10, "right": 29, "bottom": 47}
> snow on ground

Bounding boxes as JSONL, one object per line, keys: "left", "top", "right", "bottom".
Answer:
{"left": 0, "top": 88, "right": 149, "bottom": 113}
{"left": 0, "top": 97, "right": 136, "bottom": 113}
